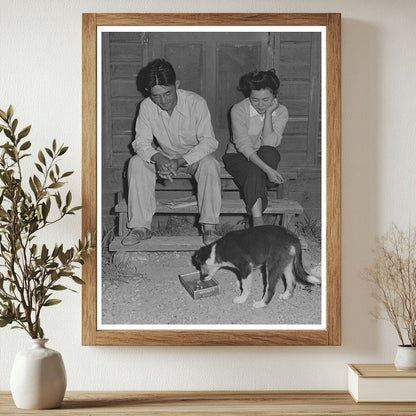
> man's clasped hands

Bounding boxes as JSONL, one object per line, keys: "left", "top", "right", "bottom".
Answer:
{"left": 151, "top": 153, "right": 188, "bottom": 182}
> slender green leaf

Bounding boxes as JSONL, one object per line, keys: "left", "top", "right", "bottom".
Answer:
{"left": 58, "top": 250, "right": 67, "bottom": 264}
{"left": 71, "top": 276, "right": 85, "bottom": 285}
{"left": 38, "top": 150, "right": 46, "bottom": 165}
{"left": 55, "top": 192, "right": 62, "bottom": 208}
{"left": 19, "top": 140, "right": 31, "bottom": 151}
{"left": 50, "top": 270, "right": 58, "bottom": 281}
{"left": 69, "top": 206, "right": 82, "bottom": 212}
{"left": 51, "top": 244, "right": 59, "bottom": 258}
{"left": 61, "top": 171, "right": 74, "bottom": 178}
{"left": 41, "top": 202, "right": 50, "bottom": 220}
{"left": 34, "top": 162, "right": 43, "bottom": 173}
{"left": 43, "top": 299, "right": 62, "bottom": 307}
{"left": 0, "top": 317, "right": 13, "bottom": 327}
{"left": 50, "top": 285, "right": 68, "bottom": 291}
{"left": 11, "top": 118, "right": 18, "bottom": 133}
{"left": 6, "top": 105, "right": 14, "bottom": 121}
{"left": 33, "top": 175, "right": 43, "bottom": 192}
{"left": 17, "top": 125, "right": 31, "bottom": 140}
{"left": 29, "top": 177, "right": 37, "bottom": 196}
{"left": 38, "top": 326, "right": 44, "bottom": 339}
{"left": 65, "top": 191, "right": 72, "bottom": 207}
{"left": 3, "top": 129, "right": 12, "bottom": 140}
{"left": 19, "top": 154, "right": 30, "bottom": 162}
{"left": 48, "top": 182, "right": 64, "bottom": 189}
{"left": 41, "top": 244, "right": 48, "bottom": 262}
{"left": 58, "top": 146, "right": 68, "bottom": 156}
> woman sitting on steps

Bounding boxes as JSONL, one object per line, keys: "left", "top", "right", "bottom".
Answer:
{"left": 223, "top": 69, "right": 289, "bottom": 227}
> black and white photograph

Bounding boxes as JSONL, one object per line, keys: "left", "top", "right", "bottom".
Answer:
{"left": 97, "top": 26, "right": 326, "bottom": 330}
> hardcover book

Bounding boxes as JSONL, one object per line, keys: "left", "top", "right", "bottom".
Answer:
{"left": 348, "top": 364, "right": 416, "bottom": 402}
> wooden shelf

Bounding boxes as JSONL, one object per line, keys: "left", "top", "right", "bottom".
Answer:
{"left": 1, "top": 391, "right": 416, "bottom": 415}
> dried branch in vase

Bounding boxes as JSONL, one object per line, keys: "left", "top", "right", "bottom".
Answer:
{"left": 363, "top": 223, "right": 416, "bottom": 347}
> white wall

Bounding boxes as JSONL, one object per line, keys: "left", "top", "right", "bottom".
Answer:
{"left": 1, "top": 0, "right": 416, "bottom": 391}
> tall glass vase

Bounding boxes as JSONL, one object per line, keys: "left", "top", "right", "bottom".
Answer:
{"left": 10, "top": 339, "right": 67, "bottom": 409}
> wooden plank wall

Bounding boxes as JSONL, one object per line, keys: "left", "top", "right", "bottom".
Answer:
{"left": 101, "top": 31, "right": 322, "bottom": 228}
{"left": 277, "top": 32, "right": 321, "bottom": 169}
{"left": 277, "top": 32, "right": 321, "bottom": 220}
{"left": 102, "top": 32, "right": 144, "bottom": 229}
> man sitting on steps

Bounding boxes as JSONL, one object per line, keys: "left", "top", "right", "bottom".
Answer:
{"left": 122, "top": 58, "right": 221, "bottom": 247}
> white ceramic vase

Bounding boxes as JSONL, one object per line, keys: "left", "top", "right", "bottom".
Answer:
{"left": 394, "top": 345, "right": 416, "bottom": 371}
{"left": 10, "top": 338, "right": 67, "bottom": 409}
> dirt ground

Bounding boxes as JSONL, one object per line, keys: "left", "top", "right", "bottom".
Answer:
{"left": 101, "top": 228, "right": 322, "bottom": 327}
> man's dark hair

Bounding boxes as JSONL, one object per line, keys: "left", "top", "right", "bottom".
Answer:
{"left": 136, "top": 59, "right": 176, "bottom": 97}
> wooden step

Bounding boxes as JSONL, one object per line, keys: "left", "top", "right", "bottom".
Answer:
{"left": 115, "top": 197, "right": 303, "bottom": 216}
{"left": 151, "top": 167, "right": 297, "bottom": 192}
{"left": 109, "top": 235, "right": 204, "bottom": 252}
{"left": 150, "top": 167, "right": 297, "bottom": 199}
{"left": 113, "top": 197, "right": 303, "bottom": 240}
{"left": 109, "top": 233, "right": 309, "bottom": 253}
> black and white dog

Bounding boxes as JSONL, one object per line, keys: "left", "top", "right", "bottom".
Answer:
{"left": 192, "top": 225, "right": 320, "bottom": 308}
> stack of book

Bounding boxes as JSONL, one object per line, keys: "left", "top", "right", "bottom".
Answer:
{"left": 348, "top": 364, "right": 416, "bottom": 402}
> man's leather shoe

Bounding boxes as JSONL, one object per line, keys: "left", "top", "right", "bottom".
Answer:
{"left": 121, "top": 228, "right": 152, "bottom": 246}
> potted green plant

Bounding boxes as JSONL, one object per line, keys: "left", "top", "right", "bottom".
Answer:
{"left": 363, "top": 223, "right": 416, "bottom": 370}
{"left": 0, "top": 105, "right": 94, "bottom": 409}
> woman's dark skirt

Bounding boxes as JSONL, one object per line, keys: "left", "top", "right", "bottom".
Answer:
{"left": 222, "top": 145, "right": 280, "bottom": 213}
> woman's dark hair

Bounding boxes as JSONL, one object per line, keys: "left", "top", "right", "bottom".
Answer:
{"left": 136, "top": 59, "right": 176, "bottom": 97}
{"left": 238, "top": 69, "right": 280, "bottom": 98}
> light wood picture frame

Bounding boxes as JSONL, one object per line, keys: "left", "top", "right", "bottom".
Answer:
{"left": 82, "top": 13, "right": 341, "bottom": 346}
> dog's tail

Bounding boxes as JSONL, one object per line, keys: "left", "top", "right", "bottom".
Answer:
{"left": 292, "top": 244, "right": 321, "bottom": 286}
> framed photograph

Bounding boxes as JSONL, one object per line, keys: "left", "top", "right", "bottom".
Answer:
{"left": 82, "top": 13, "right": 341, "bottom": 346}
